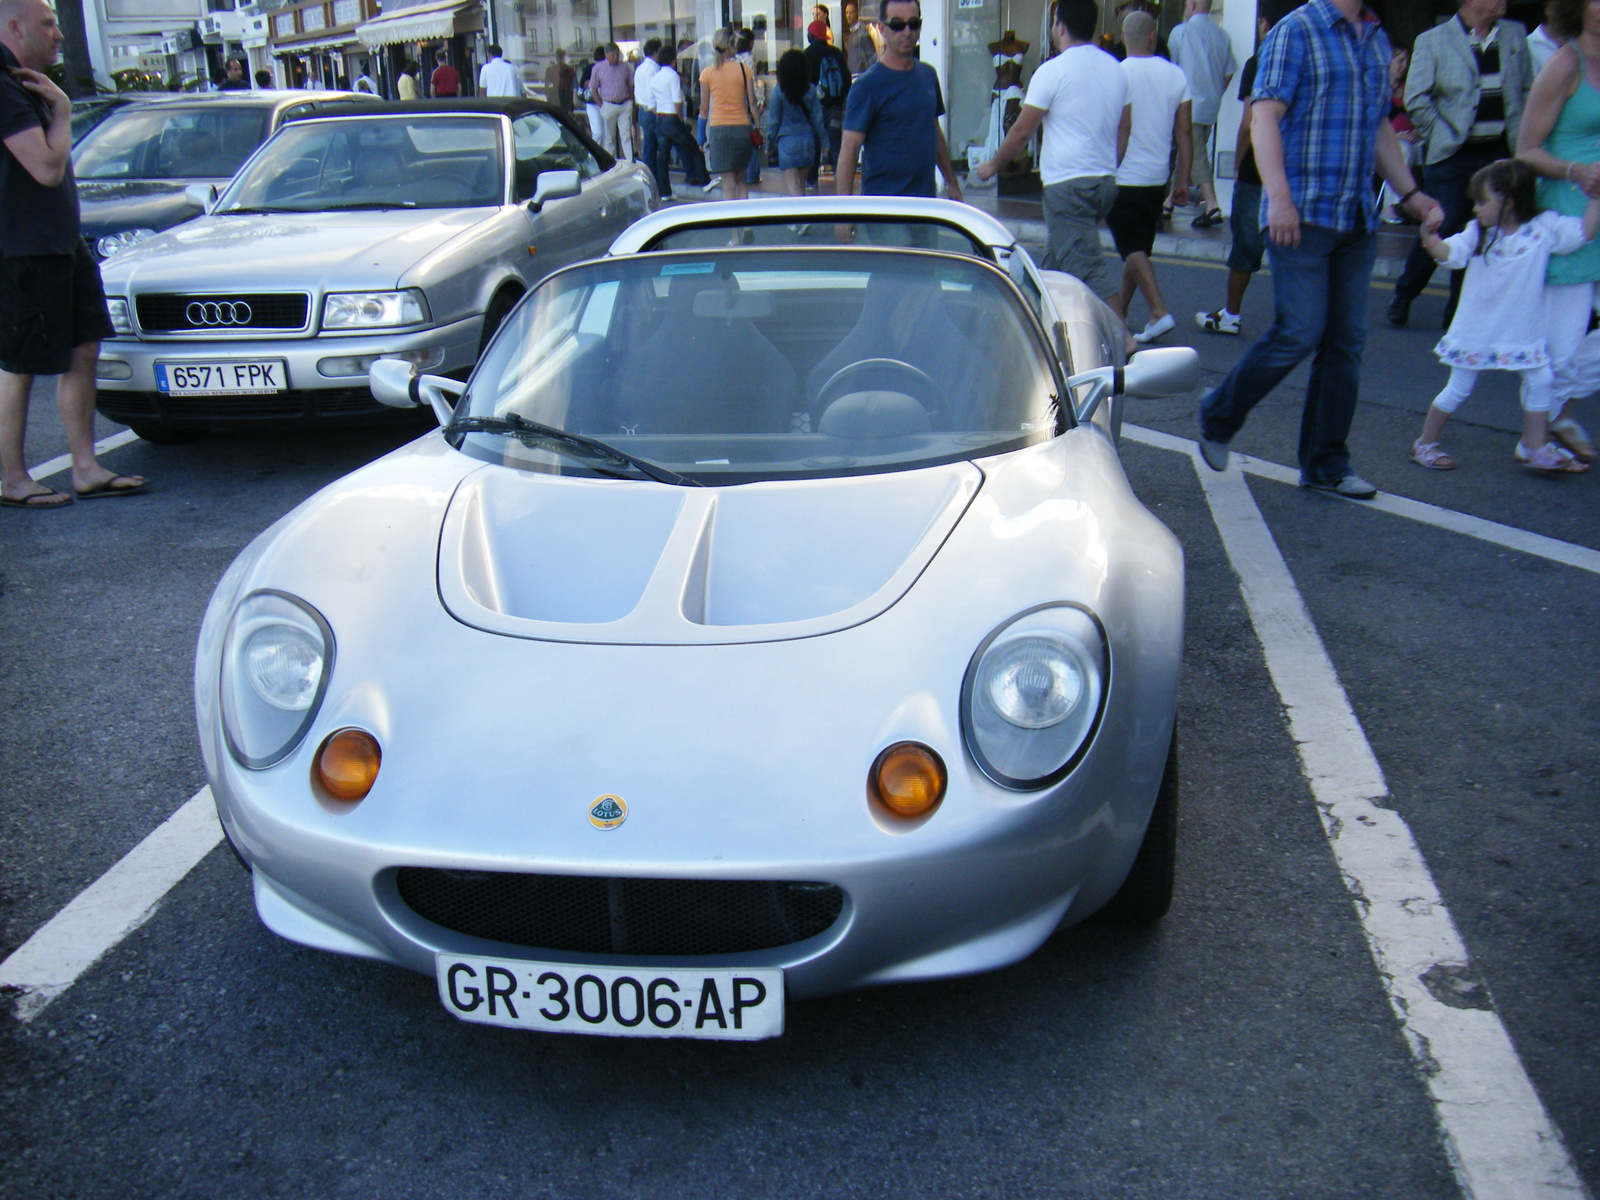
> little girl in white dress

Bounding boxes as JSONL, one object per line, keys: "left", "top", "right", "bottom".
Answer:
{"left": 1410, "top": 159, "right": 1597, "bottom": 475}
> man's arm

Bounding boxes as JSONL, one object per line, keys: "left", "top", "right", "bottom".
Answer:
{"left": 934, "top": 123, "right": 962, "bottom": 201}
{"left": 1374, "top": 115, "right": 1444, "bottom": 229}
{"left": 836, "top": 127, "right": 865, "bottom": 194}
{"left": 1116, "top": 103, "right": 1131, "bottom": 165}
{"left": 2, "top": 70, "right": 71, "bottom": 188}
{"left": 1251, "top": 99, "right": 1297, "bottom": 245}
{"left": 1401, "top": 32, "right": 1440, "bottom": 148}
{"left": 1170, "top": 100, "right": 1193, "bottom": 209}
{"left": 974, "top": 103, "right": 1043, "bottom": 180}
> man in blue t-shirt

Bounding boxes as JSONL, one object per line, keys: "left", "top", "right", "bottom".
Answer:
{"left": 836, "top": 0, "right": 961, "bottom": 198}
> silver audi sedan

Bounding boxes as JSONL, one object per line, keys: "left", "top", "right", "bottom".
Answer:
{"left": 94, "top": 99, "right": 655, "bottom": 440}
{"left": 196, "top": 198, "right": 1195, "bottom": 1041}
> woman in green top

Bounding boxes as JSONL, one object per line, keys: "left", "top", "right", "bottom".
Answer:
{"left": 1518, "top": 0, "right": 1600, "bottom": 462}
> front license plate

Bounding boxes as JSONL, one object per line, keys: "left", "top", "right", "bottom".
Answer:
{"left": 435, "top": 954, "right": 784, "bottom": 1040}
{"left": 155, "top": 360, "right": 286, "bottom": 395}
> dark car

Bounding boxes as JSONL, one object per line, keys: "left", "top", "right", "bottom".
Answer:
{"left": 72, "top": 90, "right": 371, "bottom": 260}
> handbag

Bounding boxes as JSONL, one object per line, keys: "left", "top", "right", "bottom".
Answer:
{"left": 741, "top": 63, "right": 763, "bottom": 148}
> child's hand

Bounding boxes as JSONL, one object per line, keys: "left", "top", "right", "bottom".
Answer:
{"left": 1584, "top": 172, "right": 1600, "bottom": 199}
{"left": 1419, "top": 229, "right": 1440, "bottom": 250}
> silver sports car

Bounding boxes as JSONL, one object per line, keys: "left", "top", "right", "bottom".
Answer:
{"left": 196, "top": 198, "right": 1196, "bottom": 1041}
{"left": 94, "top": 99, "right": 655, "bottom": 439}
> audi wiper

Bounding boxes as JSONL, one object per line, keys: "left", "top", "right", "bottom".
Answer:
{"left": 443, "top": 414, "right": 699, "bottom": 487}
{"left": 319, "top": 200, "right": 417, "bottom": 211}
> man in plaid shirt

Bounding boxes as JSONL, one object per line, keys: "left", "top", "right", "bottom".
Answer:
{"left": 1196, "top": 0, "right": 1443, "bottom": 498}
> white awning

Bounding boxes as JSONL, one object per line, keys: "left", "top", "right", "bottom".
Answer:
{"left": 354, "top": 0, "right": 481, "bottom": 47}
{"left": 275, "top": 33, "right": 361, "bottom": 52}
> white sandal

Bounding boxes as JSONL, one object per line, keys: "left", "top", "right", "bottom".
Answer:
{"left": 1410, "top": 440, "right": 1456, "bottom": 470}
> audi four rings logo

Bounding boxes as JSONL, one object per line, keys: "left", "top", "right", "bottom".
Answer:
{"left": 185, "top": 300, "right": 252, "bottom": 326}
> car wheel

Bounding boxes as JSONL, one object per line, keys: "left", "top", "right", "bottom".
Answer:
{"left": 127, "top": 425, "right": 207, "bottom": 445}
{"left": 1095, "top": 730, "right": 1177, "bottom": 924}
{"left": 478, "top": 287, "right": 522, "bottom": 357}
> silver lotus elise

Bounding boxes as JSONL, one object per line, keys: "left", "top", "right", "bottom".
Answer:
{"left": 196, "top": 198, "right": 1195, "bottom": 1041}
{"left": 95, "top": 99, "right": 655, "bottom": 439}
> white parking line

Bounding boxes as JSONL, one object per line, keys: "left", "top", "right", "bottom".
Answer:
{"left": 0, "top": 789, "right": 221, "bottom": 1021}
{"left": 1125, "top": 424, "right": 1600, "bottom": 577}
{"left": 1188, "top": 449, "right": 1591, "bottom": 1200}
{"left": 25, "top": 429, "right": 141, "bottom": 483}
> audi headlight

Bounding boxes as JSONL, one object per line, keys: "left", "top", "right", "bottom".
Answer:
{"left": 321, "top": 289, "right": 429, "bottom": 330}
{"left": 106, "top": 296, "right": 133, "bottom": 335}
{"left": 961, "top": 604, "right": 1107, "bottom": 790}
{"left": 219, "top": 590, "right": 334, "bottom": 769}
{"left": 96, "top": 228, "right": 156, "bottom": 260}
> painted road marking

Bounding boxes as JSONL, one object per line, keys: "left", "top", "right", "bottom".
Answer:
{"left": 1189, "top": 447, "right": 1590, "bottom": 1200}
{"left": 25, "top": 430, "right": 141, "bottom": 483}
{"left": 1126, "top": 424, "right": 1600, "bottom": 577}
{"left": 0, "top": 789, "right": 222, "bottom": 1021}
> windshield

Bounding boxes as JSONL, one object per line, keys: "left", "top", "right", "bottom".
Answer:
{"left": 217, "top": 116, "right": 505, "bottom": 212}
{"left": 458, "top": 249, "right": 1062, "bottom": 483}
{"left": 73, "top": 105, "right": 268, "bottom": 180}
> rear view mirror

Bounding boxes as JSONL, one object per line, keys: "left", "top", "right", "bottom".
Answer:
{"left": 368, "top": 358, "right": 463, "bottom": 427}
{"left": 1065, "top": 346, "right": 1200, "bottom": 424}
{"left": 184, "top": 183, "right": 217, "bottom": 213}
{"left": 528, "top": 169, "right": 580, "bottom": 211}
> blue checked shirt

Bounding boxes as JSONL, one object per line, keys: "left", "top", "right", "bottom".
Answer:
{"left": 1251, "top": 0, "right": 1392, "bottom": 234}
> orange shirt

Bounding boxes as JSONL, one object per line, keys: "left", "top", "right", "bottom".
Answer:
{"left": 700, "top": 60, "right": 751, "bottom": 126}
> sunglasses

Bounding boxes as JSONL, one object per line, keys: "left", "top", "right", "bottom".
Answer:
{"left": 882, "top": 16, "right": 923, "bottom": 30}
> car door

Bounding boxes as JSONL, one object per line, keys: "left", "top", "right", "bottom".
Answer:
{"left": 510, "top": 111, "right": 608, "bottom": 284}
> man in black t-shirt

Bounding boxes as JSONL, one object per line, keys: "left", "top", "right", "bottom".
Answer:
{"left": 0, "top": 0, "right": 144, "bottom": 508}
{"left": 1194, "top": 0, "right": 1301, "bottom": 336}
{"left": 218, "top": 58, "right": 250, "bottom": 90}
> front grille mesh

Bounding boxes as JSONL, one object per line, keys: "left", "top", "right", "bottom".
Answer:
{"left": 395, "top": 869, "right": 846, "bottom": 957}
{"left": 96, "top": 386, "right": 383, "bottom": 423}
{"left": 135, "top": 292, "right": 309, "bottom": 332}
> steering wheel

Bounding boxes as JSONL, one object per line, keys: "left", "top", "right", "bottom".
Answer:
{"left": 815, "top": 357, "right": 950, "bottom": 415}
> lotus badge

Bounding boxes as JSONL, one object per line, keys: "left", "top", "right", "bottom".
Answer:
{"left": 588, "top": 794, "right": 627, "bottom": 829}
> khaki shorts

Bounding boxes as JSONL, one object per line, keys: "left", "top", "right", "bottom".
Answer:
{"left": 1189, "top": 122, "right": 1215, "bottom": 190}
{"left": 1041, "top": 174, "right": 1119, "bottom": 298}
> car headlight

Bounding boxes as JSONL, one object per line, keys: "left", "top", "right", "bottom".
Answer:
{"left": 96, "top": 228, "right": 156, "bottom": 259}
{"left": 961, "top": 604, "right": 1107, "bottom": 790}
{"left": 105, "top": 296, "right": 133, "bottom": 335}
{"left": 321, "top": 289, "right": 430, "bottom": 330}
{"left": 219, "top": 590, "right": 335, "bottom": 769}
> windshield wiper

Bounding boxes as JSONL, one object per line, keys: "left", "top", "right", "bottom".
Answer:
{"left": 444, "top": 414, "right": 699, "bottom": 487}
{"left": 216, "top": 206, "right": 281, "bottom": 215}
{"left": 320, "top": 200, "right": 417, "bottom": 211}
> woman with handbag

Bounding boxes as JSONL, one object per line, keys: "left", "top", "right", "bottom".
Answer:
{"left": 699, "top": 27, "right": 760, "bottom": 199}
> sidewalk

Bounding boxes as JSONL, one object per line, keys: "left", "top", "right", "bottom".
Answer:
{"left": 668, "top": 169, "right": 1420, "bottom": 279}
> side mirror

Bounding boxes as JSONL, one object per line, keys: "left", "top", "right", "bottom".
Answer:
{"left": 368, "top": 358, "right": 463, "bottom": 427}
{"left": 527, "top": 168, "right": 581, "bottom": 211}
{"left": 1064, "top": 346, "right": 1200, "bottom": 424}
{"left": 184, "top": 183, "right": 217, "bottom": 213}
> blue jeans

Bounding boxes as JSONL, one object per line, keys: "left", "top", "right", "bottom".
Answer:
{"left": 638, "top": 109, "right": 660, "bottom": 192}
{"left": 1199, "top": 223, "right": 1378, "bottom": 485}
{"left": 656, "top": 113, "right": 709, "bottom": 192}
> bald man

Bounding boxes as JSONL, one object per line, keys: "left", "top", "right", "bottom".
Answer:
{"left": 0, "top": 0, "right": 144, "bottom": 507}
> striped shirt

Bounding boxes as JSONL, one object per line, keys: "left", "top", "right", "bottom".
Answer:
{"left": 1462, "top": 18, "right": 1507, "bottom": 145}
{"left": 1252, "top": 0, "right": 1392, "bottom": 234}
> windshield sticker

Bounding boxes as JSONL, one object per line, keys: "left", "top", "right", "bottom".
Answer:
{"left": 661, "top": 262, "right": 716, "bottom": 276}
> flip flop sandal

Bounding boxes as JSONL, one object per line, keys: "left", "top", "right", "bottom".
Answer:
{"left": 1161, "top": 204, "right": 1174, "bottom": 222}
{"left": 1191, "top": 208, "right": 1224, "bottom": 228}
{"left": 74, "top": 474, "right": 147, "bottom": 500}
{"left": 1410, "top": 440, "right": 1456, "bottom": 469}
{"left": 0, "top": 486, "right": 72, "bottom": 509}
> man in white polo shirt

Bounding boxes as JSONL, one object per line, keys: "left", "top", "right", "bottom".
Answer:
{"left": 975, "top": 0, "right": 1129, "bottom": 298}
{"left": 1106, "top": 9, "right": 1192, "bottom": 341}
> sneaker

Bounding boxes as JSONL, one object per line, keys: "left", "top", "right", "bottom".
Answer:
{"left": 1196, "top": 309, "right": 1241, "bottom": 335}
{"left": 1198, "top": 435, "right": 1230, "bottom": 471}
{"left": 1133, "top": 312, "right": 1177, "bottom": 343}
{"left": 1300, "top": 472, "right": 1379, "bottom": 499}
{"left": 701, "top": 178, "right": 720, "bottom": 193}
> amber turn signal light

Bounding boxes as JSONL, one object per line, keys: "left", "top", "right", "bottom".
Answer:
{"left": 315, "top": 728, "right": 381, "bottom": 802}
{"left": 870, "top": 742, "right": 947, "bottom": 819}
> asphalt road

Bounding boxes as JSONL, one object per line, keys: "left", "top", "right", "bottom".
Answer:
{"left": 0, "top": 254, "right": 1595, "bottom": 1200}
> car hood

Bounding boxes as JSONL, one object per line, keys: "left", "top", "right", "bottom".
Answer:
{"left": 77, "top": 178, "right": 218, "bottom": 239}
{"left": 438, "top": 462, "right": 984, "bottom": 645}
{"left": 99, "top": 209, "right": 488, "bottom": 293}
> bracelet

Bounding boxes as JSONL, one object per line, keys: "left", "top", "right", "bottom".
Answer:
{"left": 1398, "top": 186, "right": 1422, "bottom": 206}
{"left": 1568, "top": 161, "right": 1579, "bottom": 182}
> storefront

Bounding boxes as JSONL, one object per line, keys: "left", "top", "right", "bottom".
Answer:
{"left": 355, "top": 0, "right": 486, "bottom": 97}
{"left": 269, "top": 0, "right": 385, "bottom": 90}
